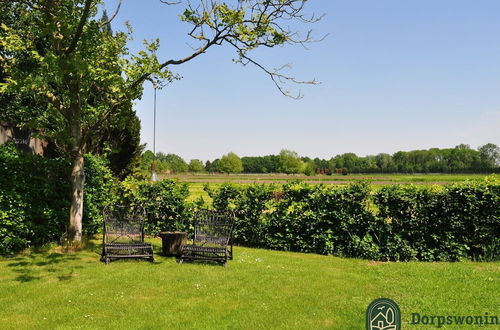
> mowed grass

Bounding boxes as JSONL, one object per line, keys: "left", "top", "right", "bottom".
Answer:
{"left": 0, "top": 239, "right": 498, "bottom": 329}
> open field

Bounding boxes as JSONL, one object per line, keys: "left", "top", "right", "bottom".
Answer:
{"left": 160, "top": 173, "right": 492, "bottom": 185}
{"left": 157, "top": 173, "right": 495, "bottom": 202}
{"left": 0, "top": 239, "right": 498, "bottom": 329}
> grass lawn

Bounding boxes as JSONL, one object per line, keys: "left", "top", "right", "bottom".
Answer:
{"left": 0, "top": 239, "right": 498, "bottom": 329}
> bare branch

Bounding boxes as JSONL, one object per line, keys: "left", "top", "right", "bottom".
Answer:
{"left": 100, "top": 0, "right": 122, "bottom": 27}
{"left": 130, "top": 29, "right": 226, "bottom": 88}
{"left": 159, "top": 0, "right": 181, "bottom": 4}
{"left": 227, "top": 40, "right": 317, "bottom": 100}
{"left": 131, "top": 0, "right": 323, "bottom": 98}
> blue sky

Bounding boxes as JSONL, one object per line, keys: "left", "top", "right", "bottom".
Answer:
{"left": 104, "top": 0, "right": 500, "bottom": 162}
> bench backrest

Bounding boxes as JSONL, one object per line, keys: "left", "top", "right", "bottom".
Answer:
{"left": 103, "top": 205, "right": 146, "bottom": 244}
{"left": 194, "top": 209, "right": 234, "bottom": 247}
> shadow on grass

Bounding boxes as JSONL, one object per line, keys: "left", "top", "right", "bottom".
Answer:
{"left": 6, "top": 250, "right": 83, "bottom": 283}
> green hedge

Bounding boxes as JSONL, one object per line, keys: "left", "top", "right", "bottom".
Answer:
{"left": 116, "top": 178, "right": 192, "bottom": 235}
{"left": 2, "top": 141, "right": 498, "bottom": 261}
{"left": 0, "top": 143, "right": 194, "bottom": 255}
{"left": 0, "top": 144, "right": 114, "bottom": 254}
{"left": 374, "top": 179, "right": 499, "bottom": 261}
{"left": 207, "top": 178, "right": 499, "bottom": 261}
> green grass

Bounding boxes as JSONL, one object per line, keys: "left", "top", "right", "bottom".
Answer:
{"left": 186, "top": 182, "right": 217, "bottom": 203}
{"left": 0, "top": 239, "right": 498, "bottom": 329}
{"left": 162, "top": 173, "right": 492, "bottom": 185}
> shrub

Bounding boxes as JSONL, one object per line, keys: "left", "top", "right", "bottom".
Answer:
{"left": 209, "top": 181, "right": 379, "bottom": 256}
{"left": 208, "top": 178, "right": 500, "bottom": 261}
{"left": 207, "top": 183, "right": 274, "bottom": 247}
{"left": 116, "top": 178, "right": 191, "bottom": 235}
{"left": 0, "top": 143, "right": 115, "bottom": 254}
{"left": 373, "top": 178, "right": 500, "bottom": 261}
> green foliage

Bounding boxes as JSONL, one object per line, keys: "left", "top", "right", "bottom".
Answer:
{"left": 0, "top": 144, "right": 114, "bottom": 254}
{"left": 81, "top": 154, "right": 116, "bottom": 235}
{"left": 88, "top": 104, "right": 144, "bottom": 179}
{"left": 278, "top": 149, "right": 304, "bottom": 174}
{"left": 208, "top": 178, "right": 500, "bottom": 261}
{"left": 373, "top": 179, "right": 500, "bottom": 261}
{"left": 479, "top": 143, "right": 500, "bottom": 168}
{"left": 141, "top": 152, "right": 189, "bottom": 174}
{"left": 234, "top": 144, "right": 500, "bottom": 174}
{"left": 117, "top": 178, "right": 191, "bottom": 235}
{"left": 217, "top": 152, "right": 243, "bottom": 173}
{"left": 188, "top": 159, "right": 205, "bottom": 173}
{"left": 303, "top": 160, "right": 317, "bottom": 176}
{"left": 160, "top": 153, "right": 188, "bottom": 173}
{"left": 242, "top": 155, "right": 279, "bottom": 173}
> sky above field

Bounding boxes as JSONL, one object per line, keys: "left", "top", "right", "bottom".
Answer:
{"left": 103, "top": 0, "right": 500, "bottom": 162}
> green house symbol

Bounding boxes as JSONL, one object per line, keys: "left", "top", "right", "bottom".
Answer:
{"left": 366, "top": 298, "right": 401, "bottom": 330}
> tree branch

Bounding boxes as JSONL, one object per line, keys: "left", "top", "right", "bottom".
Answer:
{"left": 99, "top": 0, "right": 122, "bottom": 27}
{"left": 43, "top": 90, "right": 69, "bottom": 118}
{"left": 130, "top": 29, "right": 226, "bottom": 88}
{"left": 66, "top": 0, "right": 94, "bottom": 54}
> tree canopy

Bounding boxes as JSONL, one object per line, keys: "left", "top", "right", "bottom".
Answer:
{"left": 218, "top": 152, "right": 244, "bottom": 173}
{"left": 1, "top": 0, "right": 320, "bottom": 241}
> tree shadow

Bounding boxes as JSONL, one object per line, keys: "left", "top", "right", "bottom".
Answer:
{"left": 6, "top": 251, "right": 82, "bottom": 283}
{"left": 15, "top": 273, "right": 41, "bottom": 282}
{"left": 57, "top": 269, "right": 74, "bottom": 281}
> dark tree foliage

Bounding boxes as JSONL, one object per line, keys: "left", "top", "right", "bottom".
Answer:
{"left": 230, "top": 144, "right": 500, "bottom": 175}
{"left": 242, "top": 155, "right": 279, "bottom": 173}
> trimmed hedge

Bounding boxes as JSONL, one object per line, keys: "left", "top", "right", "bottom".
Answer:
{"left": 116, "top": 178, "right": 192, "bottom": 235}
{"left": 374, "top": 179, "right": 499, "bottom": 261}
{"left": 0, "top": 143, "right": 115, "bottom": 254}
{"left": 207, "top": 178, "right": 500, "bottom": 261}
{"left": 2, "top": 141, "right": 498, "bottom": 261}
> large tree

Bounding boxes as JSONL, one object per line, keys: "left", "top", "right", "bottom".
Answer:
{"left": 1, "top": 0, "right": 320, "bottom": 242}
{"left": 218, "top": 152, "right": 243, "bottom": 173}
{"left": 478, "top": 143, "right": 500, "bottom": 169}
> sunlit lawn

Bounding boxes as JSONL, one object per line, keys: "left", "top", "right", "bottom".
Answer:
{"left": 0, "top": 238, "right": 498, "bottom": 329}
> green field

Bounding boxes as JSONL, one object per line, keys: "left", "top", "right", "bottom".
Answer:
{"left": 157, "top": 173, "right": 494, "bottom": 202}
{"left": 0, "top": 239, "right": 498, "bottom": 329}
{"left": 161, "top": 173, "right": 490, "bottom": 184}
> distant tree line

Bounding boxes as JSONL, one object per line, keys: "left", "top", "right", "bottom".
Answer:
{"left": 139, "top": 143, "right": 500, "bottom": 175}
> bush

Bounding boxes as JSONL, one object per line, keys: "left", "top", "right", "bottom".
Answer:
{"left": 207, "top": 178, "right": 500, "bottom": 261}
{"left": 209, "top": 181, "right": 379, "bottom": 256}
{"left": 207, "top": 183, "right": 274, "bottom": 247}
{"left": 116, "top": 178, "right": 191, "bottom": 235}
{"left": 82, "top": 155, "right": 116, "bottom": 235}
{"left": 0, "top": 143, "right": 115, "bottom": 254}
{"left": 374, "top": 179, "right": 500, "bottom": 261}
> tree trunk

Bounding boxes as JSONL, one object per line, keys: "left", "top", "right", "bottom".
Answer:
{"left": 68, "top": 151, "right": 85, "bottom": 242}
{"left": 67, "top": 83, "right": 84, "bottom": 242}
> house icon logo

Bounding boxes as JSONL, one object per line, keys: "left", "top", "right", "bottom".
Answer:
{"left": 366, "top": 298, "right": 401, "bottom": 330}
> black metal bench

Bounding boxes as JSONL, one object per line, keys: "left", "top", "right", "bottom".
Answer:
{"left": 101, "top": 205, "right": 154, "bottom": 264}
{"left": 179, "top": 209, "right": 235, "bottom": 267}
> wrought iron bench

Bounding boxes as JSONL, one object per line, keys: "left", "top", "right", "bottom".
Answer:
{"left": 101, "top": 205, "right": 154, "bottom": 264}
{"left": 179, "top": 209, "right": 235, "bottom": 267}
